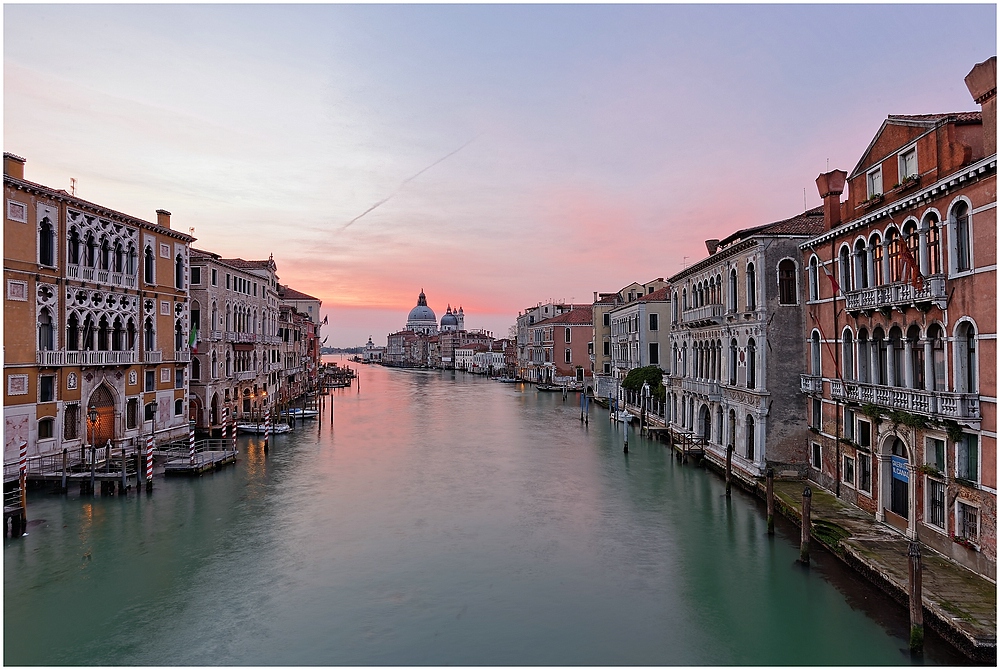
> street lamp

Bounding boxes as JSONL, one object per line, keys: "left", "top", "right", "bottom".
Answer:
{"left": 87, "top": 404, "right": 98, "bottom": 493}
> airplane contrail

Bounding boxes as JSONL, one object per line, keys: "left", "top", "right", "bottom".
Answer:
{"left": 341, "top": 134, "right": 482, "bottom": 231}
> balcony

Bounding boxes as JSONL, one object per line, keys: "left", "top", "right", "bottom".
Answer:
{"left": 844, "top": 276, "right": 947, "bottom": 313}
{"left": 270, "top": 362, "right": 283, "bottom": 372}
{"left": 66, "top": 264, "right": 80, "bottom": 279}
{"left": 143, "top": 350, "right": 163, "bottom": 364}
{"left": 681, "top": 304, "right": 723, "bottom": 327}
{"left": 77, "top": 350, "right": 137, "bottom": 366}
{"left": 174, "top": 351, "right": 191, "bottom": 363}
{"left": 681, "top": 378, "right": 722, "bottom": 401}
{"left": 285, "top": 366, "right": 302, "bottom": 376}
{"left": 81, "top": 267, "right": 95, "bottom": 281}
{"left": 96, "top": 269, "right": 110, "bottom": 283}
{"left": 210, "top": 330, "right": 223, "bottom": 341}
{"left": 830, "top": 379, "right": 981, "bottom": 421}
{"left": 800, "top": 374, "right": 823, "bottom": 394}
{"left": 234, "top": 370, "right": 255, "bottom": 382}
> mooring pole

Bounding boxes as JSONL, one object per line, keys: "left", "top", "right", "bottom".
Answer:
{"left": 766, "top": 467, "right": 775, "bottom": 535}
{"left": 799, "top": 486, "right": 812, "bottom": 565}
{"left": 61, "top": 447, "right": 68, "bottom": 494}
{"left": 908, "top": 541, "right": 924, "bottom": 653}
{"left": 725, "top": 445, "right": 733, "bottom": 497}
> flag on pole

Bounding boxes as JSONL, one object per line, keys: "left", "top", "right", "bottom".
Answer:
{"left": 897, "top": 239, "right": 924, "bottom": 290}
{"left": 188, "top": 325, "right": 199, "bottom": 354}
{"left": 821, "top": 261, "right": 841, "bottom": 297}
{"left": 321, "top": 315, "right": 329, "bottom": 325}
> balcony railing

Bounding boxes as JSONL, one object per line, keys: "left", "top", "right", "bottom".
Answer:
{"left": 97, "top": 269, "right": 110, "bottom": 283}
{"left": 143, "top": 350, "right": 163, "bottom": 364}
{"left": 844, "top": 276, "right": 947, "bottom": 312}
{"left": 830, "top": 379, "right": 981, "bottom": 421}
{"left": 66, "top": 264, "right": 80, "bottom": 279}
{"left": 285, "top": 366, "right": 302, "bottom": 376}
{"left": 75, "top": 350, "right": 137, "bottom": 366}
{"left": 234, "top": 370, "right": 255, "bottom": 381}
{"left": 681, "top": 304, "right": 723, "bottom": 326}
{"left": 210, "top": 330, "right": 223, "bottom": 341}
{"left": 681, "top": 378, "right": 722, "bottom": 400}
{"left": 81, "top": 267, "right": 95, "bottom": 281}
{"left": 174, "top": 351, "right": 191, "bottom": 363}
{"left": 800, "top": 374, "right": 823, "bottom": 394}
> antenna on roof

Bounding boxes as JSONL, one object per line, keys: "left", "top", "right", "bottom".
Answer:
{"left": 682, "top": 256, "right": 689, "bottom": 269}
{"left": 804, "top": 188, "right": 807, "bottom": 210}
{"left": 70, "top": 178, "right": 76, "bottom": 196}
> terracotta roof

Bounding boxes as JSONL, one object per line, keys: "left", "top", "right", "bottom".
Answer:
{"left": 888, "top": 112, "right": 981, "bottom": 125}
{"left": 718, "top": 206, "right": 825, "bottom": 248}
{"left": 594, "top": 295, "right": 618, "bottom": 304}
{"left": 637, "top": 287, "right": 671, "bottom": 302}
{"left": 536, "top": 305, "right": 593, "bottom": 326}
{"left": 221, "top": 258, "right": 274, "bottom": 270}
{"left": 279, "top": 285, "right": 320, "bottom": 301}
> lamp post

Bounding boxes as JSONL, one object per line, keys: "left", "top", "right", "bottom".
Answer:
{"left": 87, "top": 404, "right": 98, "bottom": 494}
{"left": 642, "top": 381, "right": 651, "bottom": 435}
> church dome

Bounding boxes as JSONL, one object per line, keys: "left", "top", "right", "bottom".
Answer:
{"left": 441, "top": 304, "right": 459, "bottom": 328}
{"left": 406, "top": 289, "right": 438, "bottom": 333}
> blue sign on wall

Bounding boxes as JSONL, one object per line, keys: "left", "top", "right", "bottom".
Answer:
{"left": 891, "top": 455, "right": 909, "bottom": 483}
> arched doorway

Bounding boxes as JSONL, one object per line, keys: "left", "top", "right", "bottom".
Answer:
{"left": 211, "top": 393, "right": 220, "bottom": 427}
{"left": 189, "top": 395, "right": 202, "bottom": 427}
{"left": 87, "top": 384, "right": 116, "bottom": 446}
{"left": 889, "top": 437, "right": 909, "bottom": 519}
{"left": 698, "top": 404, "right": 711, "bottom": 443}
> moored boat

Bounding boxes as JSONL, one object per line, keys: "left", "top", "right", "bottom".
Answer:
{"left": 236, "top": 422, "right": 292, "bottom": 434}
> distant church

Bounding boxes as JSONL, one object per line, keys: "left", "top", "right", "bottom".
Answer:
{"left": 405, "top": 289, "right": 464, "bottom": 335}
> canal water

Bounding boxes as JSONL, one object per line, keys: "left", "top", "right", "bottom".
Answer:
{"left": 4, "top": 362, "right": 968, "bottom": 665}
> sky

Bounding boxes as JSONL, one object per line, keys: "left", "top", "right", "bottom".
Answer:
{"left": 4, "top": 3, "right": 996, "bottom": 347}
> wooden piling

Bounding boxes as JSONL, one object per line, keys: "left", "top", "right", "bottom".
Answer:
{"left": 725, "top": 445, "right": 733, "bottom": 497}
{"left": 908, "top": 541, "right": 924, "bottom": 653}
{"left": 61, "top": 448, "right": 68, "bottom": 493}
{"left": 800, "top": 486, "right": 812, "bottom": 564}
{"left": 766, "top": 468, "right": 775, "bottom": 535}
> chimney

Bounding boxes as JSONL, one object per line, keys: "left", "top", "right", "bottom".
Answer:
{"left": 965, "top": 56, "right": 997, "bottom": 156}
{"left": 155, "top": 209, "right": 171, "bottom": 229}
{"left": 705, "top": 239, "right": 720, "bottom": 255}
{"left": 593, "top": 291, "right": 598, "bottom": 302}
{"left": 815, "top": 169, "right": 847, "bottom": 230}
{"left": 4, "top": 153, "right": 25, "bottom": 180}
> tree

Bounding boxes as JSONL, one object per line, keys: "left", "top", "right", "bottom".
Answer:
{"left": 621, "top": 366, "right": 665, "bottom": 402}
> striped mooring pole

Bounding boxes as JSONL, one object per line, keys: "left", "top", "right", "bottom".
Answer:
{"left": 221, "top": 407, "right": 228, "bottom": 444}
{"left": 188, "top": 420, "right": 196, "bottom": 466}
{"left": 19, "top": 440, "right": 28, "bottom": 515}
{"left": 264, "top": 411, "right": 271, "bottom": 450}
{"left": 232, "top": 414, "right": 238, "bottom": 454}
{"left": 145, "top": 434, "right": 154, "bottom": 491}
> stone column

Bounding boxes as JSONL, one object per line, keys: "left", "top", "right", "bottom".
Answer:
{"left": 918, "top": 230, "right": 929, "bottom": 277}
{"left": 876, "top": 452, "right": 890, "bottom": 522}
{"left": 923, "top": 340, "right": 933, "bottom": 392}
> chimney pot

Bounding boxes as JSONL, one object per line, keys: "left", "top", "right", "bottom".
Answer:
{"left": 705, "top": 239, "right": 720, "bottom": 255}
{"left": 155, "top": 209, "right": 171, "bottom": 229}
{"left": 4, "top": 153, "right": 25, "bottom": 180}
{"left": 965, "top": 56, "right": 997, "bottom": 156}
{"left": 815, "top": 170, "right": 847, "bottom": 230}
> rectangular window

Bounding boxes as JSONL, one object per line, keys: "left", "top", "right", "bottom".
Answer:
{"left": 957, "top": 433, "right": 979, "bottom": 483}
{"left": 899, "top": 148, "right": 917, "bottom": 180}
{"left": 38, "top": 418, "right": 54, "bottom": 439}
{"left": 64, "top": 404, "right": 80, "bottom": 440}
{"left": 649, "top": 313, "right": 658, "bottom": 331}
{"left": 144, "top": 402, "right": 156, "bottom": 422}
{"left": 928, "top": 480, "right": 945, "bottom": 529}
{"left": 649, "top": 342, "right": 659, "bottom": 365}
{"left": 603, "top": 313, "right": 610, "bottom": 327}
{"left": 226, "top": 273, "right": 231, "bottom": 289}
{"left": 126, "top": 399, "right": 138, "bottom": 430}
{"left": 145, "top": 370, "right": 156, "bottom": 391}
{"left": 867, "top": 167, "right": 882, "bottom": 197}
{"left": 603, "top": 363, "right": 611, "bottom": 374}
{"left": 926, "top": 437, "right": 946, "bottom": 474}
{"left": 811, "top": 398, "right": 822, "bottom": 429}
{"left": 587, "top": 342, "right": 593, "bottom": 355}
{"left": 858, "top": 452, "right": 872, "bottom": 494}
{"left": 843, "top": 455, "right": 855, "bottom": 486}
{"left": 811, "top": 442, "right": 821, "bottom": 469}
{"left": 957, "top": 501, "right": 979, "bottom": 544}
{"left": 844, "top": 409, "right": 855, "bottom": 441}
{"left": 565, "top": 349, "right": 571, "bottom": 364}
{"left": 191, "top": 309, "right": 201, "bottom": 332}
{"left": 174, "top": 399, "right": 184, "bottom": 416}
{"left": 857, "top": 419, "right": 872, "bottom": 449}
{"left": 39, "top": 375, "right": 55, "bottom": 402}
{"left": 254, "top": 282, "right": 257, "bottom": 297}
{"left": 565, "top": 328, "right": 571, "bottom": 343}
{"left": 603, "top": 341, "right": 610, "bottom": 356}
{"left": 190, "top": 267, "right": 202, "bottom": 285}
{"left": 175, "top": 369, "right": 185, "bottom": 389}
{"left": 211, "top": 268, "right": 218, "bottom": 286}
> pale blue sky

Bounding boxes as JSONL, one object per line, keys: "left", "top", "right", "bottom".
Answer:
{"left": 5, "top": 3, "right": 995, "bottom": 346}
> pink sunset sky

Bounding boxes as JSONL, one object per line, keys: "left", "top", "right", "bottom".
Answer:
{"left": 5, "top": 4, "right": 995, "bottom": 346}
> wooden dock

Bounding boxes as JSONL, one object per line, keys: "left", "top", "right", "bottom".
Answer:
{"left": 161, "top": 439, "right": 239, "bottom": 476}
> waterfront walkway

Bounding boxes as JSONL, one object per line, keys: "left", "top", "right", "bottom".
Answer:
{"left": 772, "top": 481, "right": 996, "bottom": 663}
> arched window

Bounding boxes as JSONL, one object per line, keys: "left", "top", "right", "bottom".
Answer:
{"left": 112, "top": 317, "right": 125, "bottom": 351}
{"left": 889, "top": 326, "right": 903, "bottom": 387}
{"left": 126, "top": 318, "right": 137, "bottom": 350}
{"left": 924, "top": 213, "right": 941, "bottom": 275}
{"left": 100, "top": 238, "right": 111, "bottom": 271}
{"left": 886, "top": 228, "right": 901, "bottom": 283}
{"left": 86, "top": 233, "right": 97, "bottom": 267}
{"left": 810, "top": 331, "right": 821, "bottom": 376}
{"left": 745, "top": 414, "right": 755, "bottom": 460}
{"left": 955, "top": 322, "right": 977, "bottom": 392}
{"left": 927, "top": 324, "right": 945, "bottom": 391}
{"left": 225, "top": 351, "right": 231, "bottom": 377}
{"left": 681, "top": 343, "right": 688, "bottom": 376}
{"left": 854, "top": 239, "right": 869, "bottom": 289}
{"left": 175, "top": 320, "right": 184, "bottom": 351}
{"left": 746, "top": 263, "right": 757, "bottom": 310}
{"left": 144, "top": 246, "right": 155, "bottom": 284}
{"left": 682, "top": 288, "right": 688, "bottom": 311}
{"left": 66, "top": 312, "right": 80, "bottom": 351}
{"left": 842, "top": 329, "right": 854, "bottom": 381}
{"left": 97, "top": 316, "right": 110, "bottom": 351}
{"left": 953, "top": 201, "right": 971, "bottom": 272}
{"left": 114, "top": 242, "right": 125, "bottom": 273}
{"left": 778, "top": 259, "right": 796, "bottom": 304}
{"left": 747, "top": 338, "right": 756, "bottom": 389}
{"left": 39, "top": 217, "right": 55, "bottom": 266}
{"left": 144, "top": 317, "right": 155, "bottom": 350}
{"left": 38, "top": 308, "right": 54, "bottom": 351}
{"left": 212, "top": 351, "right": 218, "bottom": 379}
{"left": 871, "top": 234, "right": 884, "bottom": 285}
{"left": 729, "top": 269, "right": 738, "bottom": 312}
{"left": 907, "top": 325, "right": 924, "bottom": 390}
{"left": 127, "top": 244, "right": 137, "bottom": 275}
{"left": 175, "top": 254, "right": 185, "bottom": 289}
{"left": 902, "top": 222, "right": 919, "bottom": 279}
{"left": 82, "top": 315, "right": 95, "bottom": 350}
{"left": 729, "top": 338, "right": 738, "bottom": 385}
{"left": 838, "top": 246, "right": 852, "bottom": 293}
{"left": 873, "top": 327, "right": 887, "bottom": 385}
{"left": 857, "top": 328, "right": 870, "bottom": 383}
{"left": 808, "top": 256, "right": 819, "bottom": 301}
{"left": 68, "top": 227, "right": 81, "bottom": 265}
{"left": 672, "top": 293, "right": 679, "bottom": 322}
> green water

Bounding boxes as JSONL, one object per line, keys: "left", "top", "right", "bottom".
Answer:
{"left": 4, "top": 364, "right": 967, "bottom": 665}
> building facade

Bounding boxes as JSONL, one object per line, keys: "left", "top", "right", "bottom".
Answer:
{"left": 4, "top": 153, "right": 194, "bottom": 464}
{"left": 526, "top": 306, "right": 594, "bottom": 385}
{"left": 666, "top": 208, "right": 825, "bottom": 480}
{"left": 801, "top": 58, "right": 996, "bottom": 578}
{"left": 609, "top": 286, "right": 671, "bottom": 387}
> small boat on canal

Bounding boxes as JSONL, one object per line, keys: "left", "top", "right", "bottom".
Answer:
{"left": 536, "top": 383, "right": 563, "bottom": 391}
{"left": 286, "top": 408, "right": 319, "bottom": 419}
{"left": 236, "top": 422, "right": 292, "bottom": 434}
